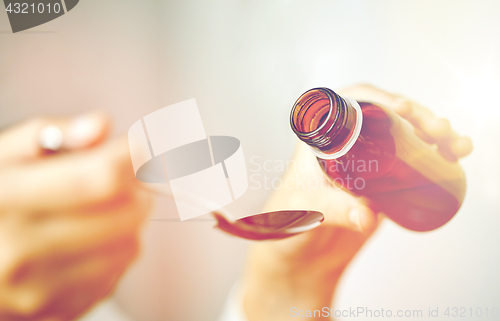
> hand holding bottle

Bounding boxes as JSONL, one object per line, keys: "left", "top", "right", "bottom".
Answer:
{"left": 242, "top": 84, "right": 473, "bottom": 321}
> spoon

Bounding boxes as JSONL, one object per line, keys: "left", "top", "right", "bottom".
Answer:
{"left": 142, "top": 184, "right": 324, "bottom": 241}
{"left": 213, "top": 210, "right": 324, "bottom": 241}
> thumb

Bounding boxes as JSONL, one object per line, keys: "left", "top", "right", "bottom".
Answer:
{"left": 318, "top": 189, "right": 378, "bottom": 232}
{"left": 346, "top": 205, "right": 377, "bottom": 232}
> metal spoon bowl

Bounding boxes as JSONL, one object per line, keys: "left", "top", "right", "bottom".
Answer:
{"left": 213, "top": 210, "right": 324, "bottom": 241}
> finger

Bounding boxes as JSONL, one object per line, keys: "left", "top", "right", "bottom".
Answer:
{"left": 340, "top": 84, "right": 453, "bottom": 143}
{"left": 433, "top": 136, "right": 473, "bottom": 162}
{"left": 340, "top": 84, "right": 473, "bottom": 159}
{"left": 399, "top": 99, "right": 455, "bottom": 144}
{"left": 413, "top": 112, "right": 453, "bottom": 144}
{"left": 450, "top": 136, "right": 473, "bottom": 158}
{"left": 408, "top": 103, "right": 473, "bottom": 159}
{"left": 0, "top": 112, "right": 110, "bottom": 165}
{"left": 0, "top": 137, "right": 137, "bottom": 212}
{"left": 339, "top": 84, "right": 413, "bottom": 117}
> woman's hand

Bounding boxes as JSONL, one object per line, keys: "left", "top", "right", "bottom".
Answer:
{"left": 0, "top": 114, "right": 153, "bottom": 321}
{"left": 242, "top": 84, "right": 473, "bottom": 321}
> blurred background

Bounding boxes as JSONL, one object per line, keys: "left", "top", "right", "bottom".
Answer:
{"left": 1, "top": 0, "right": 499, "bottom": 320}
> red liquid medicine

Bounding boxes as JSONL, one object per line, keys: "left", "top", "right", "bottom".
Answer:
{"left": 290, "top": 88, "right": 466, "bottom": 231}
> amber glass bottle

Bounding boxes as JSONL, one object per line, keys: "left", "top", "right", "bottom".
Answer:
{"left": 290, "top": 87, "right": 466, "bottom": 231}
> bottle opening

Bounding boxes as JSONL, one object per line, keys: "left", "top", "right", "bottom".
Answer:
{"left": 290, "top": 88, "right": 338, "bottom": 136}
{"left": 290, "top": 87, "right": 358, "bottom": 156}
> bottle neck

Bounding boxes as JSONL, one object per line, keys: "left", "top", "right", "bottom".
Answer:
{"left": 290, "top": 87, "right": 360, "bottom": 159}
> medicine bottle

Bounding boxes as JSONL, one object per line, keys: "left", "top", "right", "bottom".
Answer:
{"left": 290, "top": 87, "right": 466, "bottom": 231}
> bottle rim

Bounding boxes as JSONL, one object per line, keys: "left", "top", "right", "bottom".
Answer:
{"left": 290, "top": 87, "right": 340, "bottom": 138}
{"left": 290, "top": 87, "right": 363, "bottom": 160}
{"left": 311, "top": 96, "right": 363, "bottom": 160}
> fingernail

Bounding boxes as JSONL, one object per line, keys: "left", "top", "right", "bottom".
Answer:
{"left": 67, "top": 114, "right": 101, "bottom": 148}
{"left": 39, "top": 125, "right": 63, "bottom": 151}
{"left": 349, "top": 208, "right": 363, "bottom": 231}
